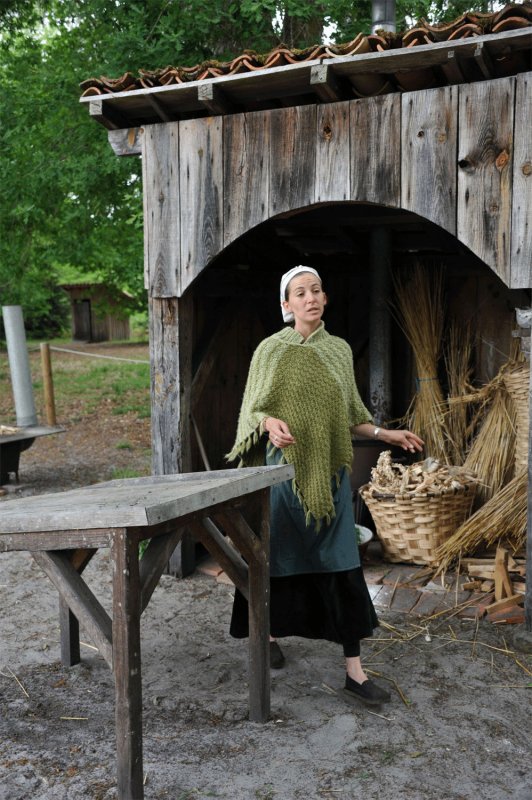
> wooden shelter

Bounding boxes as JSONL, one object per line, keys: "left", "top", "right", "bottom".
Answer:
{"left": 81, "top": 11, "right": 532, "bottom": 624}
{"left": 61, "top": 282, "right": 132, "bottom": 342}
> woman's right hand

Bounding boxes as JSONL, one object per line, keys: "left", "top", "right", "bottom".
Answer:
{"left": 263, "top": 416, "right": 296, "bottom": 448}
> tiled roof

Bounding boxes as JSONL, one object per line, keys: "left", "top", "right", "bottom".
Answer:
{"left": 80, "top": 2, "right": 532, "bottom": 97}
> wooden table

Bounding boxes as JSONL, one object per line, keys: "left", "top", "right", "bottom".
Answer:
{"left": 0, "top": 465, "right": 293, "bottom": 799}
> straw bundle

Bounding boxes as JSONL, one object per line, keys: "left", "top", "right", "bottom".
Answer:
{"left": 393, "top": 264, "right": 449, "bottom": 462}
{"left": 463, "top": 385, "right": 516, "bottom": 506}
{"left": 435, "top": 468, "right": 527, "bottom": 572}
{"left": 444, "top": 322, "right": 473, "bottom": 465}
{"left": 502, "top": 362, "right": 530, "bottom": 472}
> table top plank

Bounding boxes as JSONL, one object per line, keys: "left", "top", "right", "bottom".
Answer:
{"left": 0, "top": 466, "right": 294, "bottom": 534}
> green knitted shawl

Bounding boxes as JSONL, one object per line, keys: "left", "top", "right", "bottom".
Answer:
{"left": 227, "top": 323, "right": 372, "bottom": 528}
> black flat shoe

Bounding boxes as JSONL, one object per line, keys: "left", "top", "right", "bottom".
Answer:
{"left": 342, "top": 674, "right": 391, "bottom": 706}
{"left": 270, "top": 641, "right": 285, "bottom": 669}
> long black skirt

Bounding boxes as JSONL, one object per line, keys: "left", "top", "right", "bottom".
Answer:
{"left": 230, "top": 567, "right": 378, "bottom": 650}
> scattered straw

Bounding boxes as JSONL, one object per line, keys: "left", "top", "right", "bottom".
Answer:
{"left": 2, "top": 666, "right": 29, "bottom": 698}
{"left": 435, "top": 469, "right": 527, "bottom": 571}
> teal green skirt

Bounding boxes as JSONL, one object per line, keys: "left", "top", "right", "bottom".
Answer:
{"left": 230, "top": 447, "right": 378, "bottom": 646}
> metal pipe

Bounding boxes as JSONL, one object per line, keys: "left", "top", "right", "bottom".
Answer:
{"left": 372, "top": 0, "right": 396, "bottom": 33}
{"left": 368, "top": 228, "right": 392, "bottom": 424}
{"left": 2, "top": 305, "right": 38, "bottom": 427}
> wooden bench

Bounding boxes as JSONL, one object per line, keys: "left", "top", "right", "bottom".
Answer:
{"left": 0, "top": 465, "right": 293, "bottom": 799}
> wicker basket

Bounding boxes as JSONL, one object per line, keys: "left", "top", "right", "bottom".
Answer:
{"left": 503, "top": 364, "right": 529, "bottom": 473}
{"left": 359, "top": 481, "right": 477, "bottom": 566}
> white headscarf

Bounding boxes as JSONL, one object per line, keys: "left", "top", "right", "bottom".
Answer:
{"left": 280, "top": 265, "right": 322, "bottom": 323}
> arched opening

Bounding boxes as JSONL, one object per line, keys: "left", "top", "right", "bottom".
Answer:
{"left": 187, "top": 201, "right": 530, "bottom": 473}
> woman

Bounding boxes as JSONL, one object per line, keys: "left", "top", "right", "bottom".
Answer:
{"left": 227, "top": 266, "right": 423, "bottom": 706}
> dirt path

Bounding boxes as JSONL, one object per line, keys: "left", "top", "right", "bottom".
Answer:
{"left": 1, "top": 344, "right": 531, "bottom": 799}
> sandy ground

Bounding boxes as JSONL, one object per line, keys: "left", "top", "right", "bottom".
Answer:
{"left": 1, "top": 362, "right": 532, "bottom": 800}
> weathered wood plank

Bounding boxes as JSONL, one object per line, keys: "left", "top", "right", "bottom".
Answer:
{"left": 527, "top": 361, "right": 532, "bottom": 630}
{"left": 457, "top": 77, "right": 514, "bottom": 285}
{"left": 142, "top": 122, "right": 180, "bottom": 296}
{"left": 0, "top": 467, "right": 295, "bottom": 535}
{"left": 32, "top": 550, "right": 113, "bottom": 668}
{"left": 112, "top": 530, "right": 144, "bottom": 799}
{"left": 149, "top": 292, "right": 194, "bottom": 576}
{"left": 223, "top": 111, "right": 270, "bottom": 246}
{"left": 248, "top": 488, "right": 270, "bottom": 722}
{"left": 179, "top": 116, "right": 223, "bottom": 294}
{"left": 149, "top": 294, "right": 192, "bottom": 477}
{"left": 269, "top": 105, "right": 317, "bottom": 216}
{"left": 401, "top": 85, "right": 458, "bottom": 234}
{"left": 350, "top": 94, "right": 400, "bottom": 206}
{"left": 315, "top": 101, "right": 350, "bottom": 203}
{"left": 510, "top": 72, "right": 532, "bottom": 289}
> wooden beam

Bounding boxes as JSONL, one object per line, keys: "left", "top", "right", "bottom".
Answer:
{"left": 474, "top": 42, "right": 495, "bottom": 80}
{"left": 89, "top": 98, "right": 129, "bottom": 130}
{"left": 108, "top": 128, "right": 143, "bottom": 157}
{"left": 310, "top": 64, "right": 346, "bottom": 102}
{"left": 32, "top": 550, "right": 113, "bottom": 668}
{"left": 149, "top": 293, "right": 196, "bottom": 577}
{"left": 146, "top": 93, "right": 174, "bottom": 122}
{"left": 213, "top": 508, "right": 266, "bottom": 565}
{"left": 59, "top": 549, "right": 97, "bottom": 666}
{"left": 198, "top": 83, "right": 233, "bottom": 115}
{"left": 139, "top": 528, "right": 184, "bottom": 613}
{"left": 189, "top": 517, "right": 249, "bottom": 598}
{"left": 439, "top": 50, "right": 466, "bottom": 85}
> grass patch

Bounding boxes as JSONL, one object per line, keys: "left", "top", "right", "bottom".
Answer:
{"left": 0, "top": 345, "right": 150, "bottom": 423}
{"left": 110, "top": 467, "right": 144, "bottom": 480}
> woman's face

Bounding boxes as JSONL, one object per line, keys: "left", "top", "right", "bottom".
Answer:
{"left": 283, "top": 272, "right": 327, "bottom": 327}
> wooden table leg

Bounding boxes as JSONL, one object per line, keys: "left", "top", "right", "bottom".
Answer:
{"left": 112, "top": 530, "right": 144, "bottom": 799}
{"left": 59, "top": 549, "right": 97, "bottom": 666}
{"left": 247, "top": 488, "right": 271, "bottom": 722}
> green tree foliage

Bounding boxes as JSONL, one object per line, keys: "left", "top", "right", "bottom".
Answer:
{"left": 0, "top": 0, "right": 495, "bottom": 335}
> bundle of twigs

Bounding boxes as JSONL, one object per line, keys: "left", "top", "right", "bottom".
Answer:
{"left": 393, "top": 264, "right": 449, "bottom": 463}
{"left": 435, "top": 468, "right": 527, "bottom": 572}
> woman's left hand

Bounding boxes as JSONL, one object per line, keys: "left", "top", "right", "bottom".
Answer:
{"left": 380, "top": 428, "right": 424, "bottom": 453}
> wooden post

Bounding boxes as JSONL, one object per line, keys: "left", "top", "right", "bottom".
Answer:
{"left": 247, "top": 488, "right": 271, "bottom": 722}
{"left": 112, "top": 529, "right": 143, "bottom": 799}
{"left": 526, "top": 361, "right": 532, "bottom": 632}
{"left": 40, "top": 343, "right": 57, "bottom": 426}
{"left": 149, "top": 292, "right": 195, "bottom": 576}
